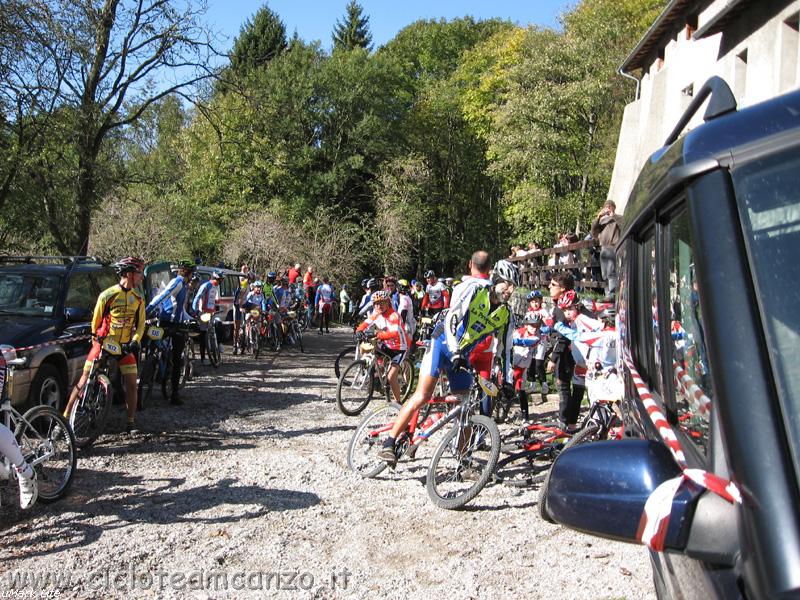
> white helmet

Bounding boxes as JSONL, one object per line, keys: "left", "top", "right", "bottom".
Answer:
{"left": 491, "top": 260, "right": 520, "bottom": 287}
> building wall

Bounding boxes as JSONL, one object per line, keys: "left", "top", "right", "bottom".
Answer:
{"left": 609, "top": 0, "right": 800, "bottom": 213}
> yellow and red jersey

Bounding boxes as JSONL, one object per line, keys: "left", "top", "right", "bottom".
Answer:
{"left": 92, "top": 284, "right": 145, "bottom": 345}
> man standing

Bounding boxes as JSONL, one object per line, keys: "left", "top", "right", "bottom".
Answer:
{"left": 591, "top": 200, "right": 623, "bottom": 300}
{"left": 315, "top": 276, "right": 335, "bottom": 334}
{"left": 288, "top": 263, "right": 301, "bottom": 284}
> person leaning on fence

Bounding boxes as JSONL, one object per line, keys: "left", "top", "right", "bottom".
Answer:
{"left": 591, "top": 200, "right": 623, "bottom": 301}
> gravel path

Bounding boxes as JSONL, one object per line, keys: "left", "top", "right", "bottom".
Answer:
{"left": 1, "top": 328, "right": 655, "bottom": 599}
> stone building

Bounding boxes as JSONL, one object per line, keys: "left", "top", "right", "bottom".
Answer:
{"left": 609, "top": 0, "right": 800, "bottom": 212}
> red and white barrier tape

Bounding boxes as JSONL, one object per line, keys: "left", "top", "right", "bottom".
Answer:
{"left": 672, "top": 361, "right": 712, "bottom": 417}
{"left": 9, "top": 334, "right": 93, "bottom": 353}
{"left": 622, "top": 350, "right": 741, "bottom": 551}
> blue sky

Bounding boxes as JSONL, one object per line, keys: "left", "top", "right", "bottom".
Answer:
{"left": 206, "top": 0, "right": 573, "bottom": 52}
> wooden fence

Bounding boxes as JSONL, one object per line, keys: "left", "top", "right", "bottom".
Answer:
{"left": 507, "top": 239, "right": 605, "bottom": 291}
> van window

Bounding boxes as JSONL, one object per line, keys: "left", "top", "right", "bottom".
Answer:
{"left": 667, "top": 208, "right": 711, "bottom": 455}
{"left": 632, "top": 231, "right": 662, "bottom": 394}
{"left": 64, "top": 273, "right": 95, "bottom": 312}
{"left": 221, "top": 274, "right": 239, "bottom": 297}
{"left": 734, "top": 147, "right": 800, "bottom": 477}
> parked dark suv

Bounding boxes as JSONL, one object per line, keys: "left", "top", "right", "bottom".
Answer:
{"left": 0, "top": 256, "right": 117, "bottom": 410}
{"left": 542, "top": 78, "right": 800, "bottom": 598}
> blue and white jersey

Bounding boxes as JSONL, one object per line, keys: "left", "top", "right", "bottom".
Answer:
{"left": 274, "top": 286, "right": 293, "bottom": 310}
{"left": 192, "top": 280, "right": 217, "bottom": 313}
{"left": 243, "top": 290, "right": 268, "bottom": 312}
{"left": 146, "top": 275, "right": 189, "bottom": 323}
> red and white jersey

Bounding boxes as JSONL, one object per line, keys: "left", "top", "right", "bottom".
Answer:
{"left": 356, "top": 307, "right": 411, "bottom": 351}
{"left": 422, "top": 282, "right": 449, "bottom": 310}
{"left": 512, "top": 326, "right": 541, "bottom": 369}
{"left": 525, "top": 307, "right": 552, "bottom": 360}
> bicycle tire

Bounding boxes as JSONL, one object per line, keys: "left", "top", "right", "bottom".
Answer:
{"left": 252, "top": 326, "right": 260, "bottom": 359}
{"left": 381, "top": 358, "right": 415, "bottom": 404}
{"left": 426, "top": 414, "right": 501, "bottom": 509}
{"left": 268, "top": 322, "right": 280, "bottom": 352}
{"left": 69, "top": 376, "right": 112, "bottom": 449}
{"left": 15, "top": 405, "right": 76, "bottom": 502}
{"left": 492, "top": 388, "right": 514, "bottom": 424}
{"left": 347, "top": 402, "right": 402, "bottom": 478}
{"left": 137, "top": 354, "right": 157, "bottom": 411}
{"left": 161, "top": 354, "right": 174, "bottom": 400}
{"left": 334, "top": 346, "right": 355, "bottom": 379}
{"left": 207, "top": 326, "right": 221, "bottom": 367}
{"left": 538, "top": 423, "right": 601, "bottom": 522}
{"left": 293, "top": 322, "right": 304, "bottom": 353}
{"left": 336, "top": 360, "right": 375, "bottom": 416}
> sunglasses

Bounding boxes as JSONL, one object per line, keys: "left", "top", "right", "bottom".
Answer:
{"left": 548, "top": 282, "right": 561, "bottom": 288}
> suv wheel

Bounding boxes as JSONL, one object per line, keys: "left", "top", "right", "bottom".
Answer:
{"left": 30, "top": 363, "right": 64, "bottom": 411}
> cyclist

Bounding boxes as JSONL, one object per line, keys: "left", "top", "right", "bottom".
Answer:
{"left": 274, "top": 277, "right": 293, "bottom": 339}
{"left": 525, "top": 290, "right": 552, "bottom": 397}
{"left": 356, "top": 278, "right": 382, "bottom": 320}
{"left": 420, "top": 270, "right": 450, "bottom": 318}
{"left": 242, "top": 280, "right": 271, "bottom": 345}
{"left": 0, "top": 423, "right": 37, "bottom": 508}
{"left": 191, "top": 271, "right": 224, "bottom": 365}
{"left": 355, "top": 290, "right": 411, "bottom": 403}
{"left": 145, "top": 259, "right": 196, "bottom": 405}
{"left": 396, "top": 279, "right": 416, "bottom": 339}
{"left": 315, "top": 276, "right": 335, "bottom": 334}
{"left": 512, "top": 314, "right": 545, "bottom": 423}
{"left": 65, "top": 257, "right": 145, "bottom": 434}
{"left": 232, "top": 270, "right": 255, "bottom": 355}
{"left": 379, "top": 254, "right": 518, "bottom": 465}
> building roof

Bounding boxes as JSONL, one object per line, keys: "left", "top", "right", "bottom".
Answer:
{"left": 620, "top": 0, "right": 700, "bottom": 73}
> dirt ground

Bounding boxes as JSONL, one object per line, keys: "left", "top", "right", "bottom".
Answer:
{"left": 1, "top": 328, "right": 655, "bottom": 599}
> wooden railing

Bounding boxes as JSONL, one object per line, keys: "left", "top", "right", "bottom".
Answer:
{"left": 507, "top": 239, "right": 604, "bottom": 290}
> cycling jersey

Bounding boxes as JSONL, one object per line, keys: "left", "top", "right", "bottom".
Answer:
{"left": 421, "top": 282, "right": 449, "bottom": 311}
{"left": 146, "top": 275, "right": 189, "bottom": 323}
{"left": 191, "top": 280, "right": 218, "bottom": 314}
{"left": 315, "top": 283, "right": 335, "bottom": 313}
{"left": 243, "top": 290, "right": 269, "bottom": 312}
{"left": 525, "top": 307, "right": 553, "bottom": 361}
{"left": 512, "top": 326, "right": 541, "bottom": 370}
{"left": 92, "top": 284, "right": 145, "bottom": 345}
{"left": 356, "top": 306, "right": 411, "bottom": 352}
{"left": 396, "top": 292, "right": 416, "bottom": 337}
{"left": 274, "top": 286, "right": 292, "bottom": 310}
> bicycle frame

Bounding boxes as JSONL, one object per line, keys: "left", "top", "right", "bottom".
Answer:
{"left": 1, "top": 364, "right": 56, "bottom": 471}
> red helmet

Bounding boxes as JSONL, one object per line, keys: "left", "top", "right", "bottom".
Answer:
{"left": 557, "top": 290, "right": 579, "bottom": 310}
{"left": 113, "top": 257, "right": 144, "bottom": 275}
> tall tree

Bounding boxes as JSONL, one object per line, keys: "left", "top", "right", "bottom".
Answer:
{"left": 332, "top": 0, "right": 372, "bottom": 51}
{"left": 230, "top": 4, "right": 287, "bottom": 75}
{"left": 6, "top": 0, "right": 217, "bottom": 254}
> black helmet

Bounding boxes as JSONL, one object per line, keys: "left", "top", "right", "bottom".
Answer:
{"left": 367, "top": 278, "right": 380, "bottom": 292}
{"left": 113, "top": 257, "right": 144, "bottom": 276}
{"left": 361, "top": 278, "right": 370, "bottom": 288}
{"left": 424, "top": 270, "right": 435, "bottom": 279}
{"left": 523, "top": 313, "right": 543, "bottom": 326}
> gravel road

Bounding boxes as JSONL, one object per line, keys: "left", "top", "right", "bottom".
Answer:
{"left": 1, "top": 328, "right": 655, "bottom": 599}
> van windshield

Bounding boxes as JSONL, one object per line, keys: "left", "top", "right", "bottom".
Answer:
{"left": 734, "top": 147, "right": 800, "bottom": 476}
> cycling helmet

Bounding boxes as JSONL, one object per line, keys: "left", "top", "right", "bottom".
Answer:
{"left": 527, "top": 290, "right": 543, "bottom": 301}
{"left": 424, "top": 270, "right": 435, "bottom": 279}
{"left": 437, "top": 277, "right": 445, "bottom": 284}
{"left": 266, "top": 271, "right": 277, "bottom": 282}
{"left": 367, "top": 278, "right": 380, "bottom": 292}
{"left": 361, "top": 278, "right": 370, "bottom": 288}
{"left": 523, "top": 313, "right": 543, "bottom": 326}
{"left": 491, "top": 259, "right": 521, "bottom": 287}
{"left": 253, "top": 280, "right": 263, "bottom": 287}
{"left": 445, "top": 277, "right": 454, "bottom": 285}
{"left": 281, "top": 276, "right": 289, "bottom": 285}
{"left": 113, "top": 257, "right": 144, "bottom": 275}
{"left": 599, "top": 307, "right": 617, "bottom": 322}
{"left": 453, "top": 279, "right": 461, "bottom": 286}
{"left": 371, "top": 290, "right": 391, "bottom": 304}
{"left": 557, "top": 290, "right": 580, "bottom": 310}
{"left": 211, "top": 271, "right": 224, "bottom": 281}
{"left": 397, "top": 278, "right": 409, "bottom": 289}
{"left": 177, "top": 259, "right": 196, "bottom": 272}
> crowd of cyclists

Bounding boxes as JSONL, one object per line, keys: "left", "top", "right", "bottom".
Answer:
{"left": 2, "top": 244, "right": 618, "bottom": 511}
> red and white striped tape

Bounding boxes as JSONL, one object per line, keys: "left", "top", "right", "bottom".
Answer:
{"left": 622, "top": 350, "right": 741, "bottom": 551}
{"left": 672, "top": 361, "right": 712, "bottom": 417}
{"left": 10, "top": 334, "right": 92, "bottom": 353}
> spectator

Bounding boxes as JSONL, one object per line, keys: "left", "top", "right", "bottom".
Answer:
{"left": 288, "top": 263, "right": 301, "bottom": 284}
{"left": 339, "top": 284, "right": 351, "bottom": 323}
{"left": 591, "top": 200, "right": 623, "bottom": 300}
{"left": 303, "top": 266, "right": 313, "bottom": 289}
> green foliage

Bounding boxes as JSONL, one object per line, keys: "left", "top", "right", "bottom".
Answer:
{"left": 230, "top": 4, "right": 288, "bottom": 75}
{"left": 332, "top": 0, "right": 373, "bottom": 51}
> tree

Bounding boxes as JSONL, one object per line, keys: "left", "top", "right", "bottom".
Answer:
{"left": 332, "top": 0, "right": 372, "bottom": 51}
{"left": 9, "top": 0, "right": 217, "bottom": 254}
{"left": 229, "top": 4, "right": 287, "bottom": 75}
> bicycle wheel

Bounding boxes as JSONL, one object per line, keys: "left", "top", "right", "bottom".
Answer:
{"left": 492, "top": 388, "right": 514, "bottom": 424}
{"left": 252, "top": 326, "right": 260, "bottom": 359}
{"left": 426, "top": 414, "right": 501, "bottom": 509}
{"left": 69, "top": 377, "right": 112, "bottom": 449}
{"left": 292, "top": 322, "right": 304, "bottom": 353}
{"left": 137, "top": 354, "right": 157, "bottom": 411}
{"left": 381, "top": 358, "right": 415, "bottom": 404}
{"left": 538, "top": 423, "right": 601, "bottom": 522}
{"left": 268, "top": 322, "right": 280, "bottom": 352}
{"left": 336, "top": 360, "right": 375, "bottom": 416}
{"left": 15, "top": 406, "right": 76, "bottom": 502}
{"left": 207, "top": 326, "right": 221, "bottom": 367}
{"left": 160, "top": 354, "right": 174, "bottom": 400}
{"left": 347, "top": 402, "right": 402, "bottom": 478}
{"left": 334, "top": 345, "right": 355, "bottom": 379}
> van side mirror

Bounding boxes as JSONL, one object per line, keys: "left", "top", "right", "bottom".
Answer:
{"left": 544, "top": 439, "right": 698, "bottom": 549}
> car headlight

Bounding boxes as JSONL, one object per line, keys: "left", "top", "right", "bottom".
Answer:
{"left": 0, "top": 345, "right": 27, "bottom": 367}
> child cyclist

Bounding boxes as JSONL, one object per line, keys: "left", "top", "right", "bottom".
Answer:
{"left": 512, "top": 313, "right": 545, "bottom": 423}
{"left": 524, "top": 290, "right": 552, "bottom": 398}
{"left": 355, "top": 290, "right": 411, "bottom": 403}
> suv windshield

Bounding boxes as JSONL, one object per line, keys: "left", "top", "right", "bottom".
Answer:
{"left": 0, "top": 272, "right": 63, "bottom": 316}
{"left": 734, "top": 146, "right": 800, "bottom": 479}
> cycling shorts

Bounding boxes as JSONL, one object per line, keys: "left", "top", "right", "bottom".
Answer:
{"left": 419, "top": 333, "right": 473, "bottom": 392}
{"left": 84, "top": 341, "right": 137, "bottom": 375}
{"left": 318, "top": 302, "right": 332, "bottom": 315}
{"left": 382, "top": 347, "right": 407, "bottom": 365}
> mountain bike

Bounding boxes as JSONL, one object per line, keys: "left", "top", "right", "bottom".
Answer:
{"left": 347, "top": 372, "right": 501, "bottom": 509}
{"left": 138, "top": 320, "right": 194, "bottom": 409}
{"left": 244, "top": 308, "right": 264, "bottom": 358}
{"left": 284, "top": 310, "right": 304, "bottom": 353}
{"left": 67, "top": 336, "right": 120, "bottom": 449}
{"left": 336, "top": 339, "right": 414, "bottom": 416}
{"left": 1, "top": 352, "right": 76, "bottom": 503}
{"left": 265, "top": 310, "right": 282, "bottom": 353}
{"left": 199, "top": 312, "right": 221, "bottom": 367}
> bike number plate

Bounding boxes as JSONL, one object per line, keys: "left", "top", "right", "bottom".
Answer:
{"left": 478, "top": 377, "right": 499, "bottom": 398}
{"left": 147, "top": 326, "right": 164, "bottom": 340}
{"left": 250, "top": 309, "right": 261, "bottom": 318}
{"left": 102, "top": 340, "right": 122, "bottom": 355}
{"left": 200, "top": 313, "right": 212, "bottom": 324}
